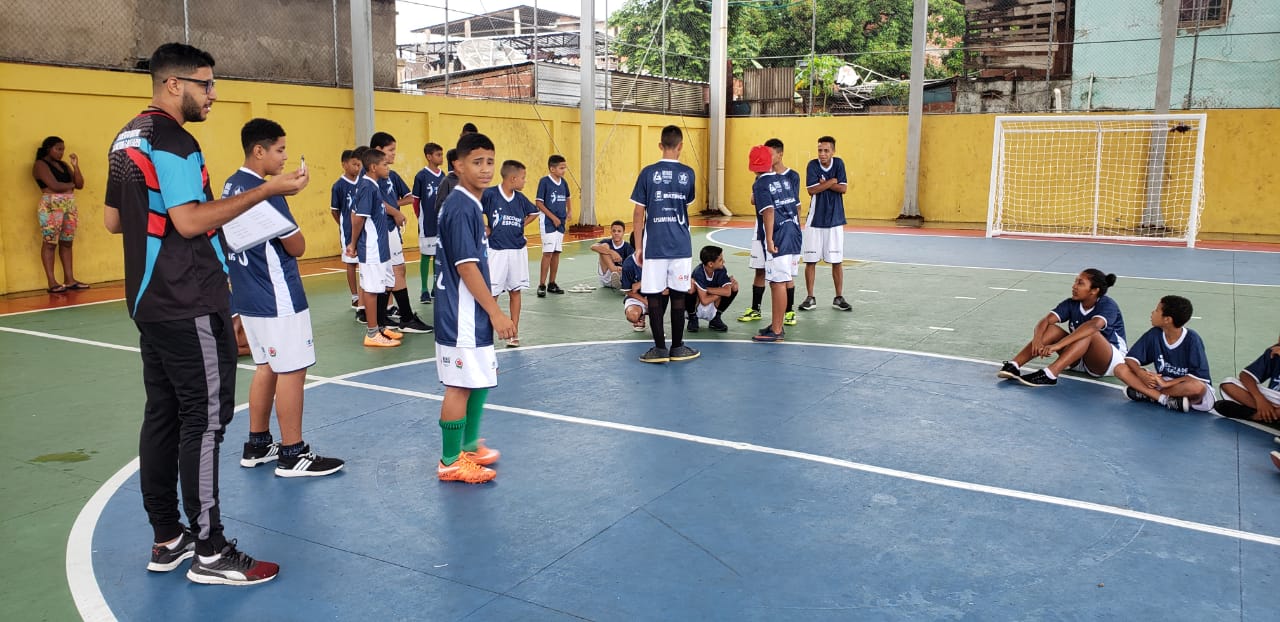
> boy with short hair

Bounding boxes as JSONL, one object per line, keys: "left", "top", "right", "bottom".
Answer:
{"left": 536, "top": 154, "right": 572, "bottom": 296}
{"left": 685, "top": 245, "right": 738, "bottom": 333}
{"left": 621, "top": 248, "right": 647, "bottom": 332}
{"left": 482, "top": 160, "right": 539, "bottom": 347}
{"left": 741, "top": 138, "right": 799, "bottom": 327}
{"left": 226, "top": 118, "right": 344, "bottom": 478}
{"left": 590, "top": 220, "right": 634, "bottom": 289}
{"left": 749, "top": 142, "right": 803, "bottom": 343}
{"left": 370, "top": 132, "right": 431, "bottom": 334}
{"left": 434, "top": 133, "right": 517, "bottom": 483}
{"left": 1216, "top": 336, "right": 1280, "bottom": 425}
{"left": 799, "top": 136, "right": 852, "bottom": 312}
{"left": 330, "top": 149, "right": 362, "bottom": 311}
{"left": 1115, "top": 295, "right": 1214, "bottom": 413}
{"left": 412, "top": 142, "right": 446, "bottom": 304}
{"left": 346, "top": 149, "right": 402, "bottom": 347}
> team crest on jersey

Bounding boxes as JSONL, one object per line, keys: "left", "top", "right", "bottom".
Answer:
{"left": 652, "top": 171, "right": 663, "bottom": 183}
{"left": 678, "top": 173, "right": 689, "bottom": 185}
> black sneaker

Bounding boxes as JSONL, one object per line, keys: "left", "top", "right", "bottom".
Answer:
{"left": 537, "top": 285, "right": 547, "bottom": 298}
{"left": 669, "top": 345, "right": 701, "bottom": 361}
{"left": 386, "top": 305, "right": 401, "bottom": 324}
{"left": 1214, "top": 400, "right": 1256, "bottom": 419}
{"left": 832, "top": 296, "right": 853, "bottom": 311}
{"left": 1015, "top": 370, "right": 1057, "bottom": 387}
{"left": 798, "top": 296, "right": 817, "bottom": 311}
{"left": 349, "top": 297, "right": 359, "bottom": 309}
{"left": 708, "top": 316, "right": 729, "bottom": 332}
{"left": 419, "top": 291, "right": 432, "bottom": 304}
{"left": 1164, "top": 395, "right": 1191, "bottom": 413}
{"left": 398, "top": 313, "right": 433, "bottom": 334}
{"left": 639, "top": 346, "right": 670, "bottom": 363}
{"left": 186, "top": 540, "right": 280, "bottom": 586}
{"left": 1125, "top": 387, "right": 1155, "bottom": 403}
{"left": 147, "top": 529, "right": 195, "bottom": 572}
{"left": 753, "top": 328, "right": 784, "bottom": 342}
{"left": 275, "top": 445, "right": 345, "bottom": 478}
{"left": 997, "top": 361, "right": 1021, "bottom": 380}
{"left": 687, "top": 317, "right": 700, "bottom": 333}
{"left": 547, "top": 282, "right": 565, "bottom": 294}
{"left": 354, "top": 308, "right": 367, "bottom": 324}
{"left": 240, "top": 441, "right": 279, "bottom": 468}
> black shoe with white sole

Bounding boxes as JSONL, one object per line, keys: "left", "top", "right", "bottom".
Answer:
{"left": 148, "top": 529, "right": 195, "bottom": 572}
{"left": 275, "top": 445, "right": 345, "bottom": 478}
{"left": 997, "top": 361, "right": 1021, "bottom": 380}
{"left": 1125, "top": 387, "right": 1155, "bottom": 403}
{"left": 1016, "top": 370, "right": 1057, "bottom": 387}
{"left": 240, "top": 442, "right": 279, "bottom": 468}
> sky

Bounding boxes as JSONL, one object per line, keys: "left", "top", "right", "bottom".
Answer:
{"left": 395, "top": 0, "right": 618, "bottom": 44}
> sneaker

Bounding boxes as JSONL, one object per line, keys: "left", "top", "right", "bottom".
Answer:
{"left": 687, "top": 317, "right": 700, "bottom": 333}
{"left": 380, "top": 327, "right": 404, "bottom": 340}
{"left": 632, "top": 320, "right": 647, "bottom": 332}
{"left": 350, "top": 296, "right": 359, "bottom": 309}
{"left": 669, "top": 344, "right": 701, "bottom": 361}
{"left": 186, "top": 540, "right": 280, "bottom": 586}
{"left": 274, "top": 446, "right": 345, "bottom": 478}
{"left": 708, "top": 316, "right": 729, "bottom": 332}
{"left": 738, "top": 308, "right": 762, "bottom": 322}
{"left": 462, "top": 439, "right": 500, "bottom": 466}
{"left": 1125, "top": 387, "right": 1155, "bottom": 403}
{"left": 832, "top": 296, "right": 853, "bottom": 311}
{"left": 752, "top": 328, "right": 784, "bottom": 343}
{"left": 354, "top": 308, "right": 367, "bottom": 324}
{"left": 363, "top": 333, "right": 400, "bottom": 347}
{"left": 783, "top": 311, "right": 797, "bottom": 326}
{"left": 386, "top": 305, "right": 401, "bottom": 324}
{"left": 1214, "top": 400, "right": 1256, "bottom": 420}
{"left": 240, "top": 441, "right": 279, "bottom": 468}
{"left": 537, "top": 285, "right": 547, "bottom": 298}
{"left": 398, "top": 313, "right": 433, "bottom": 334}
{"left": 419, "top": 291, "right": 432, "bottom": 304}
{"left": 609, "top": 271, "right": 623, "bottom": 289}
{"left": 547, "top": 282, "right": 565, "bottom": 294}
{"left": 506, "top": 337, "right": 521, "bottom": 348}
{"left": 1164, "top": 395, "right": 1191, "bottom": 413}
{"left": 798, "top": 296, "right": 817, "bottom": 311}
{"left": 996, "top": 361, "right": 1021, "bottom": 380}
{"left": 1271, "top": 451, "right": 1280, "bottom": 472}
{"left": 1015, "top": 370, "right": 1057, "bottom": 387}
{"left": 147, "top": 529, "right": 195, "bottom": 572}
{"left": 639, "top": 346, "right": 670, "bottom": 363}
{"left": 437, "top": 455, "right": 496, "bottom": 484}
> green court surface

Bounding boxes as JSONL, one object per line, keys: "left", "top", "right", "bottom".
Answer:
{"left": 2, "top": 226, "right": 1277, "bottom": 620}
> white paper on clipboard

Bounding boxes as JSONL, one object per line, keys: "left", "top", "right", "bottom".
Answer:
{"left": 221, "top": 200, "right": 297, "bottom": 252}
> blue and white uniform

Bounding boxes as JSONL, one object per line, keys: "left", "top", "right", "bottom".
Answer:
{"left": 331, "top": 175, "right": 359, "bottom": 265}
{"left": 596, "top": 237, "right": 634, "bottom": 287}
{"left": 1049, "top": 296, "right": 1128, "bottom": 376}
{"left": 483, "top": 186, "right": 538, "bottom": 295}
{"left": 381, "top": 171, "right": 410, "bottom": 267}
{"left": 690, "top": 265, "right": 732, "bottom": 320}
{"left": 536, "top": 175, "right": 570, "bottom": 252}
{"left": 1125, "top": 326, "right": 1214, "bottom": 410}
{"left": 352, "top": 175, "right": 394, "bottom": 293}
{"left": 749, "top": 168, "right": 801, "bottom": 270}
{"left": 802, "top": 157, "right": 847, "bottom": 264}
{"left": 1220, "top": 345, "right": 1280, "bottom": 407}
{"left": 620, "top": 255, "right": 647, "bottom": 314}
{"left": 435, "top": 187, "right": 498, "bottom": 388}
{"left": 631, "top": 159, "right": 696, "bottom": 294}
{"left": 412, "top": 166, "right": 445, "bottom": 255}
{"left": 222, "top": 168, "right": 314, "bottom": 372}
{"left": 752, "top": 170, "right": 802, "bottom": 283}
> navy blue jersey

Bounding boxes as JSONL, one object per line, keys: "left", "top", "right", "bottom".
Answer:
{"left": 412, "top": 167, "right": 446, "bottom": 238}
{"left": 752, "top": 170, "right": 802, "bottom": 256}
{"left": 1125, "top": 327, "right": 1210, "bottom": 382}
{"left": 386, "top": 169, "right": 411, "bottom": 200}
{"left": 1242, "top": 346, "right": 1280, "bottom": 391}
{"left": 352, "top": 176, "right": 391, "bottom": 263}
{"left": 620, "top": 255, "right": 643, "bottom": 291}
{"left": 1050, "top": 296, "right": 1127, "bottom": 349}
{"left": 805, "top": 157, "right": 848, "bottom": 228}
{"left": 433, "top": 172, "right": 459, "bottom": 216}
{"left": 482, "top": 186, "right": 538, "bottom": 250}
{"left": 331, "top": 176, "right": 358, "bottom": 245}
{"left": 598, "top": 238, "right": 634, "bottom": 268}
{"left": 434, "top": 187, "right": 493, "bottom": 348}
{"left": 221, "top": 169, "right": 308, "bottom": 318}
{"left": 536, "top": 175, "right": 570, "bottom": 234}
{"left": 631, "top": 159, "right": 696, "bottom": 259}
{"left": 692, "top": 265, "right": 732, "bottom": 292}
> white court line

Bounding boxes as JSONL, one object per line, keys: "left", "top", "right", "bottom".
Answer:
{"left": 955, "top": 296, "right": 977, "bottom": 300}
{"left": 989, "top": 287, "right": 1028, "bottom": 292}
{"left": 858, "top": 289, "right": 879, "bottom": 293}
{"left": 928, "top": 326, "right": 956, "bottom": 332}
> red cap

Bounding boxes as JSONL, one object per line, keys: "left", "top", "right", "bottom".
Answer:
{"left": 748, "top": 145, "right": 772, "bottom": 173}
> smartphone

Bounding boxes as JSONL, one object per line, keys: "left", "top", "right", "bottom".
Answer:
{"left": 299, "top": 155, "right": 307, "bottom": 174}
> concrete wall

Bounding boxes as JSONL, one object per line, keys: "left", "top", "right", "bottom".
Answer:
{"left": 1073, "top": 0, "right": 1280, "bottom": 109}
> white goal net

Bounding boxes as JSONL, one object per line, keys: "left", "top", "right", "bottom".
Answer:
{"left": 986, "top": 114, "right": 1207, "bottom": 247}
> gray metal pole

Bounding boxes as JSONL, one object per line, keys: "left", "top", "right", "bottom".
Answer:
{"left": 579, "top": 0, "right": 597, "bottom": 225}
{"left": 350, "top": 0, "right": 375, "bottom": 146}
{"left": 709, "top": 0, "right": 730, "bottom": 215}
{"left": 1154, "top": 0, "right": 1179, "bottom": 114}
{"left": 898, "top": 0, "right": 927, "bottom": 223}
{"left": 444, "top": 0, "right": 451, "bottom": 95}
{"left": 1142, "top": 0, "right": 1181, "bottom": 230}
{"left": 808, "top": 0, "right": 816, "bottom": 115}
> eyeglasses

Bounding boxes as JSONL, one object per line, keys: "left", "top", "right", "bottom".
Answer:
{"left": 172, "top": 76, "right": 216, "bottom": 95}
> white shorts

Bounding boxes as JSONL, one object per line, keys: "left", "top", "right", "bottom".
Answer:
{"left": 389, "top": 231, "right": 405, "bottom": 266}
{"left": 1070, "top": 338, "right": 1127, "bottom": 377}
{"left": 640, "top": 257, "right": 692, "bottom": 295}
{"left": 764, "top": 253, "right": 799, "bottom": 284}
{"left": 624, "top": 297, "right": 648, "bottom": 314}
{"left": 695, "top": 302, "right": 718, "bottom": 321}
{"left": 436, "top": 344, "right": 498, "bottom": 389}
{"left": 802, "top": 226, "right": 845, "bottom": 264}
{"left": 749, "top": 239, "right": 765, "bottom": 270}
{"left": 419, "top": 235, "right": 438, "bottom": 256}
{"left": 340, "top": 233, "right": 358, "bottom": 264}
{"left": 489, "top": 247, "right": 531, "bottom": 295}
{"left": 1219, "top": 377, "right": 1280, "bottom": 406}
{"left": 541, "top": 229, "right": 564, "bottom": 253}
{"left": 241, "top": 310, "right": 316, "bottom": 374}
{"left": 359, "top": 260, "right": 395, "bottom": 293}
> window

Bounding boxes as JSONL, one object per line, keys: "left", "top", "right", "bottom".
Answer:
{"left": 1179, "top": 0, "right": 1230, "bottom": 29}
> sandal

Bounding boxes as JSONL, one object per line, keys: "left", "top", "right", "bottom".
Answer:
{"left": 66, "top": 282, "right": 90, "bottom": 290}
{"left": 47, "top": 284, "right": 68, "bottom": 293}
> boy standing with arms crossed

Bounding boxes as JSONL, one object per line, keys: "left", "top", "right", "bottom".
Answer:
{"left": 483, "top": 160, "right": 540, "bottom": 347}
{"left": 536, "top": 155, "right": 571, "bottom": 297}
{"left": 435, "top": 133, "right": 516, "bottom": 483}
{"left": 799, "top": 136, "right": 852, "bottom": 312}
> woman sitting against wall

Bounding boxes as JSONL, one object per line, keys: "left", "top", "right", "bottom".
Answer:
{"left": 32, "top": 136, "right": 87, "bottom": 293}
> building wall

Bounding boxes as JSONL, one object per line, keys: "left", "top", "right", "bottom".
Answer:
{"left": 1073, "top": 0, "right": 1280, "bottom": 109}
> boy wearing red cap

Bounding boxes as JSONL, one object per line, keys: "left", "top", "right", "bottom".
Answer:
{"left": 748, "top": 142, "right": 802, "bottom": 342}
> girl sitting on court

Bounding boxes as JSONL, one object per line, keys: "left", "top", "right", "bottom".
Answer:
{"left": 998, "top": 268, "right": 1127, "bottom": 387}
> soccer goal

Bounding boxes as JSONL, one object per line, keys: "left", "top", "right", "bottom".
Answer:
{"left": 986, "top": 114, "right": 1207, "bottom": 247}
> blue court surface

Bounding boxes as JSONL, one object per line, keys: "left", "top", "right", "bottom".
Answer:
{"left": 80, "top": 342, "right": 1280, "bottom": 620}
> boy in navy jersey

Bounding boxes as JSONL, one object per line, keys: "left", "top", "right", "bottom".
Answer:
{"left": 590, "top": 220, "right": 634, "bottom": 289}
{"left": 632, "top": 125, "right": 699, "bottom": 363}
{"left": 1115, "top": 295, "right": 1213, "bottom": 413}
{"left": 346, "top": 149, "right": 402, "bottom": 347}
{"left": 434, "top": 133, "right": 516, "bottom": 483}
{"left": 412, "top": 142, "right": 446, "bottom": 303}
{"left": 330, "top": 149, "right": 362, "bottom": 310}
{"left": 799, "top": 136, "right": 852, "bottom": 312}
{"left": 749, "top": 143, "right": 803, "bottom": 342}
{"left": 482, "top": 160, "right": 540, "bottom": 347}
{"left": 685, "top": 244, "right": 738, "bottom": 333}
{"left": 620, "top": 249, "right": 647, "bottom": 331}
{"left": 1216, "top": 336, "right": 1280, "bottom": 425}
{"left": 371, "top": 132, "right": 431, "bottom": 334}
{"left": 536, "top": 154, "right": 572, "bottom": 296}
{"left": 225, "top": 119, "right": 344, "bottom": 477}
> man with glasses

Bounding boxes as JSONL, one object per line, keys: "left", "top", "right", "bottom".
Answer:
{"left": 104, "top": 43, "right": 308, "bottom": 586}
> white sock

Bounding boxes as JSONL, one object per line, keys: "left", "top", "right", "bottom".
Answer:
{"left": 1042, "top": 368, "right": 1056, "bottom": 380}
{"left": 161, "top": 535, "right": 183, "bottom": 550}
{"left": 197, "top": 552, "right": 221, "bottom": 564}
{"left": 1158, "top": 394, "right": 1169, "bottom": 405}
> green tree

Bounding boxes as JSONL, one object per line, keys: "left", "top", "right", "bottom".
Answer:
{"left": 608, "top": 0, "right": 763, "bottom": 81}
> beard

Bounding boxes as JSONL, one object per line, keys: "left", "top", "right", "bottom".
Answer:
{"left": 180, "top": 91, "right": 207, "bottom": 122}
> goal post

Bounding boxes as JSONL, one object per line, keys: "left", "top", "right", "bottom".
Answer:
{"left": 986, "top": 114, "right": 1207, "bottom": 247}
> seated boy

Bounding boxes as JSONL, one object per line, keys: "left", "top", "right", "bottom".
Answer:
{"left": 590, "top": 220, "right": 633, "bottom": 289}
{"left": 1114, "top": 295, "right": 1214, "bottom": 413}
{"left": 685, "top": 244, "right": 738, "bottom": 333}
{"left": 620, "top": 250, "right": 647, "bottom": 332}
{"left": 1216, "top": 335, "right": 1280, "bottom": 426}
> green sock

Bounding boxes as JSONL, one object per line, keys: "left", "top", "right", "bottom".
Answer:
{"left": 420, "top": 257, "right": 432, "bottom": 295}
{"left": 439, "top": 418, "right": 466, "bottom": 465}
{"left": 462, "top": 388, "right": 489, "bottom": 452}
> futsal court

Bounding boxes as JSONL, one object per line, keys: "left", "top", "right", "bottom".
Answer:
{"left": 5, "top": 225, "right": 1280, "bottom": 620}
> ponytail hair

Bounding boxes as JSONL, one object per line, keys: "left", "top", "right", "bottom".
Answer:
{"left": 1082, "top": 268, "right": 1117, "bottom": 296}
{"left": 35, "top": 136, "right": 63, "bottom": 161}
